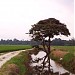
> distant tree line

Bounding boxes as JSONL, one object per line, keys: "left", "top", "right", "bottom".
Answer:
{"left": 0, "top": 38, "right": 75, "bottom": 46}
{"left": 0, "top": 38, "right": 40, "bottom": 45}
{"left": 51, "top": 38, "right": 75, "bottom": 46}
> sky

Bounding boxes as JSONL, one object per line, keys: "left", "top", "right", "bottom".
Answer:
{"left": 0, "top": 0, "right": 74, "bottom": 40}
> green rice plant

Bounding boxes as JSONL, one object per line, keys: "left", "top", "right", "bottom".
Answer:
{"left": 0, "top": 45, "right": 32, "bottom": 53}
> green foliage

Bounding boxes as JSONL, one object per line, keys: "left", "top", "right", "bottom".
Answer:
{"left": 0, "top": 45, "right": 32, "bottom": 53}
{"left": 29, "top": 18, "right": 70, "bottom": 41}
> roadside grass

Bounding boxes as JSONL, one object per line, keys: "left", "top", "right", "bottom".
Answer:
{"left": 0, "top": 51, "right": 31, "bottom": 75}
{"left": 0, "top": 45, "right": 32, "bottom": 53}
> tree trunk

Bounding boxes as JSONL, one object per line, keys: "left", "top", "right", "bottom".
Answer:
{"left": 48, "top": 36, "right": 51, "bottom": 73}
{"left": 42, "top": 36, "right": 51, "bottom": 74}
{"left": 42, "top": 55, "right": 47, "bottom": 70}
{"left": 42, "top": 38, "right": 47, "bottom": 53}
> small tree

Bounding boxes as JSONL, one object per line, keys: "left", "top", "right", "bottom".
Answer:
{"left": 29, "top": 18, "right": 70, "bottom": 73}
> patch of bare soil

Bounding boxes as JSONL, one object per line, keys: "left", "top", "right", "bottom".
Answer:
{"left": 51, "top": 50, "right": 68, "bottom": 58}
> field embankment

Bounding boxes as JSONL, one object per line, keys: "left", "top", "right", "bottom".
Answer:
{"left": 51, "top": 46, "right": 75, "bottom": 74}
{"left": 52, "top": 46, "right": 75, "bottom": 55}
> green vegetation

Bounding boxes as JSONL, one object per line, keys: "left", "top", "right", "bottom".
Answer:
{"left": 62, "top": 53, "right": 75, "bottom": 73}
{"left": 63, "top": 53, "right": 74, "bottom": 62}
{"left": 52, "top": 46, "right": 75, "bottom": 54}
{"left": 51, "top": 46, "right": 75, "bottom": 73}
{"left": 0, "top": 51, "right": 31, "bottom": 75}
{"left": 0, "top": 45, "right": 32, "bottom": 53}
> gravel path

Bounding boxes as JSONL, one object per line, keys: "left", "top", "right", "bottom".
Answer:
{"left": 0, "top": 50, "right": 24, "bottom": 68}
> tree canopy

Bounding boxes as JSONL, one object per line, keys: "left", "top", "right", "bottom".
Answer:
{"left": 29, "top": 18, "right": 70, "bottom": 41}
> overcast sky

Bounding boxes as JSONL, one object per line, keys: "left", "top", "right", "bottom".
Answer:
{"left": 0, "top": 0, "right": 74, "bottom": 40}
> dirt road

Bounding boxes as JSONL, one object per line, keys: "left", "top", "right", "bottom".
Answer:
{"left": 0, "top": 50, "right": 23, "bottom": 68}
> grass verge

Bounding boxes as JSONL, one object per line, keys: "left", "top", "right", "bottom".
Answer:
{"left": 0, "top": 50, "right": 32, "bottom": 75}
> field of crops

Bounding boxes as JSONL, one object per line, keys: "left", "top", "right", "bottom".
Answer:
{"left": 52, "top": 46, "right": 75, "bottom": 55}
{"left": 0, "top": 45, "right": 32, "bottom": 53}
{"left": 0, "top": 45, "right": 75, "bottom": 74}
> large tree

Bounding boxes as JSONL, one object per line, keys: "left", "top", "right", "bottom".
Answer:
{"left": 29, "top": 18, "right": 70, "bottom": 73}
